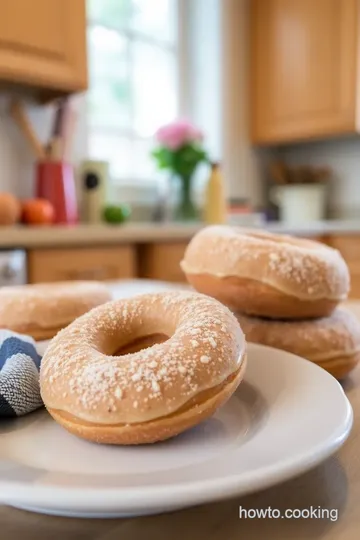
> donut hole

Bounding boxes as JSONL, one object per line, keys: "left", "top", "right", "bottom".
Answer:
{"left": 113, "top": 333, "right": 170, "bottom": 356}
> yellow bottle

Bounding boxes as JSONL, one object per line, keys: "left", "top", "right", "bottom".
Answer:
{"left": 204, "top": 162, "right": 227, "bottom": 224}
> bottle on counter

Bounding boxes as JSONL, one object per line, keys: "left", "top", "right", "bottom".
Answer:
{"left": 79, "top": 160, "right": 109, "bottom": 224}
{"left": 203, "top": 161, "right": 227, "bottom": 224}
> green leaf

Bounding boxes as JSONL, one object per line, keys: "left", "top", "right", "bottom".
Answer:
{"left": 150, "top": 141, "right": 210, "bottom": 176}
{"left": 151, "top": 147, "right": 174, "bottom": 170}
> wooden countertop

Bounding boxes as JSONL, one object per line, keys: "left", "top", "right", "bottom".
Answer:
{"left": 0, "top": 220, "right": 360, "bottom": 249}
{"left": 0, "top": 223, "right": 201, "bottom": 248}
{"left": 1, "top": 280, "right": 360, "bottom": 539}
{"left": 266, "top": 219, "right": 360, "bottom": 236}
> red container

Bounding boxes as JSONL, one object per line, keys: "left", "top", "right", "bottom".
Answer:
{"left": 35, "top": 161, "right": 78, "bottom": 224}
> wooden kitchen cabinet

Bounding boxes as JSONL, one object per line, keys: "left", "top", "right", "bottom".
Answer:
{"left": 328, "top": 235, "right": 360, "bottom": 299}
{"left": 302, "top": 235, "right": 329, "bottom": 245}
{"left": 28, "top": 246, "right": 136, "bottom": 283}
{"left": 251, "top": 0, "right": 360, "bottom": 144}
{"left": 138, "top": 242, "right": 188, "bottom": 283}
{"left": 0, "top": 0, "right": 87, "bottom": 94}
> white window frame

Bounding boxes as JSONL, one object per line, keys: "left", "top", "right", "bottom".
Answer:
{"left": 86, "top": 0, "right": 188, "bottom": 185}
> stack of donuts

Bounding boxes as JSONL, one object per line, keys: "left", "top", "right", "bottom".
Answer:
{"left": 181, "top": 225, "right": 360, "bottom": 379}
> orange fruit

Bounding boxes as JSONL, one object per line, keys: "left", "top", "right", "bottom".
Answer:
{"left": 0, "top": 193, "right": 21, "bottom": 225}
{"left": 22, "top": 198, "right": 55, "bottom": 225}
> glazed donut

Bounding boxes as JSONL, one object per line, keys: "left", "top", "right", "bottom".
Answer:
{"left": 40, "top": 291, "right": 246, "bottom": 445}
{"left": 0, "top": 281, "right": 112, "bottom": 340}
{"left": 181, "top": 226, "right": 349, "bottom": 319}
{"left": 236, "top": 308, "right": 360, "bottom": 379}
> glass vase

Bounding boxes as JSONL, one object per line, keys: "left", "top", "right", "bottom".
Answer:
{"left": 173, "top": 174, "right": 199, "bottom": 222}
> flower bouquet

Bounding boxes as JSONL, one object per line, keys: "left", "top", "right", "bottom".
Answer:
{"left": 152, "top": 119, "right": 209, "bottom": 221}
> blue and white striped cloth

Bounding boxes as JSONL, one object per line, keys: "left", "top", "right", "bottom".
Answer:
{"left": 0, "top": 330, "right": 43, "bottom": 417}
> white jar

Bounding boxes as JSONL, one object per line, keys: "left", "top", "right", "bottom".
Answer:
{"left": 271, "top": 184, "right": 327, "bottom": 224}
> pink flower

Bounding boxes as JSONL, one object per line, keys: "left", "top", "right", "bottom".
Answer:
{"left": 155, "top": 119, "right": 203, "bottom": 150}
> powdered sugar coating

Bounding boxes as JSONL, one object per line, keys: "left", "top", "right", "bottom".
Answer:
{"left": 181, "top": 226, "right": 350, "bottom": 301}
{"left": 40, "top": 291, "right": 245, "bottom": 425}
{"left": 236, "top": 307, "right": 360, "bottom": 362}
{"left": 0, "top": 281, "right": 111, "bottom": 331}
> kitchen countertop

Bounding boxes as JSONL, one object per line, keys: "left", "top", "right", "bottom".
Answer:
{"left": 0, "top": 223, "right": 201, "bottom": 248}
{"left": 265, "top": 219, "right": 360, "bottom": 236}
{"left": 1, "top": 279, "right": 359, "bottom": 539}
{"left": 0, "top": 220, "right": 360, "bottom": 249}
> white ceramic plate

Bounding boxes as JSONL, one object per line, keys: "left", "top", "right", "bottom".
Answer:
{"left": 0, "top": 344, "right": 352, "bottom": 518}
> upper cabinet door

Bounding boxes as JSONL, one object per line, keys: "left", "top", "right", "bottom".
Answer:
{"left": 250, "top": 0, "right": 359, "bottom": 144}
{"left": 0, "top": 0, "right": 87, "bottom": 94}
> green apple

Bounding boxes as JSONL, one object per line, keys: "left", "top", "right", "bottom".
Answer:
{"left": 102, "top": 204, "right": 131, "bottom": 224}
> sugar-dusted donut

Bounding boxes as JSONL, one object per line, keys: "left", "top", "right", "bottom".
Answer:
{"left": 181, "top": 226, "right": 350, "bottom": 319}
{"left": 40, "top": 291, "right": 247, "bottom": 445}
{"left": 0, "top": 281, "right": 112, "bottom": 340}
{"left": 236, "top": 308, "right": 360, "bottom": 379}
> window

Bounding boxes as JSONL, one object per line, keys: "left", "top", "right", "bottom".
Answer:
{"left": 87, "top": 0, "right": 179, "bottom": 185}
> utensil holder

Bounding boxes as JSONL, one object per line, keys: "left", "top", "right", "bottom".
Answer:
{"left": 35, "top": 161, "right": 78, "bottom": 224}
